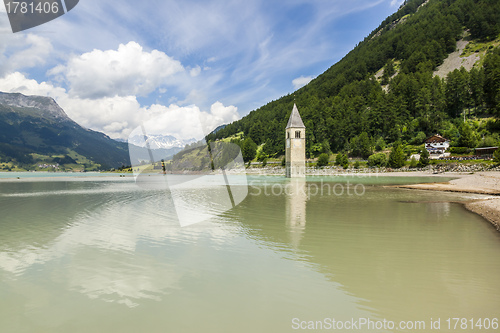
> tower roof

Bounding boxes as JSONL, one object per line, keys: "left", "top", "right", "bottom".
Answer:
{"left": 286, "top": 104, "right": 305, "bottom": 129}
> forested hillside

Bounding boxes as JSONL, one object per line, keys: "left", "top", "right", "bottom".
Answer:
{"left": 207, "top": 0, "right": 500, "bottom": 160}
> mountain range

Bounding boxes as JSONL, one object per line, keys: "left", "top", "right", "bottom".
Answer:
{"left": 2, "top": 0, "right": 499, "bottom": 168}
{"left": 0, "top": 92, "right": 204, "bottom": 170}
{"left": 128, "top": 134, "right": 196, "bottom": 150}
{"left": 0, "top": 92, "right": 131, "bottom": 170}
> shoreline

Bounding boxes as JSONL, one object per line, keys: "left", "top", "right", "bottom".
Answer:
{"left": 391, "top": 171, "right": 500, "bottom": 232}
{"left": 464, "top": 200, "right": 500, "bottom": 231}
{"left": 216, "top": 168, "right": 500, "bottom": 232}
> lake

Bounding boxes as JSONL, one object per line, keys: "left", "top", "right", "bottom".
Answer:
{"left": 0, "top": 174, "right": 499, "bottom": 332}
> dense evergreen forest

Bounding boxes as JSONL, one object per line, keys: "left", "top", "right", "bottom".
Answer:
{"left": 207, "top": 0, "right": 500, "bottom": 161}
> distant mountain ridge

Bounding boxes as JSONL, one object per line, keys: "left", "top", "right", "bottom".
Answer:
{"left": 0, "top": 92, "right": 69, "bottom": 121}
{"left": 0, "top": 92, "right": 131, "bottom": 169}
{"left": 128, "top": 134, "right": 196, "bottom": 150}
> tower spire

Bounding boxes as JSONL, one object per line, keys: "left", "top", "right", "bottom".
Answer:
{"left": 286, "top": 104, "right": 305, "bottom": 129}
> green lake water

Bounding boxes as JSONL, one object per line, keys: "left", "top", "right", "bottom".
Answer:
{"left": 0, "top": 174, "right": 499, "bottom": 332}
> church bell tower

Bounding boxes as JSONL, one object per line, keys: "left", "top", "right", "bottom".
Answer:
{"left": 285, "top": 104, "right": 306, "bottom": 178}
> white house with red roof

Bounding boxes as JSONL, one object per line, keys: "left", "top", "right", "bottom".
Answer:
{"left": 425, "top": 134, "right": 450, "bottom": 158}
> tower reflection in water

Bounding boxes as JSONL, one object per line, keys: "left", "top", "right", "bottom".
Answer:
{"left": 286, "top": 178, "right": 308, "bottom": 248}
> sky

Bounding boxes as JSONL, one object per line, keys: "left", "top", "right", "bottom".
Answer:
{"left": 0, "top": 0, "right": 404, "bottom": 141}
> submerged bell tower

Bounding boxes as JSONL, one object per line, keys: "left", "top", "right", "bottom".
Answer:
{"left": 285, "top": 104, "right": 306, "bottom": 178}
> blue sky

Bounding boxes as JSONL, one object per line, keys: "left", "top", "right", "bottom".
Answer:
{"left": 0, "top": 0, "right": 404, "bottom": 140}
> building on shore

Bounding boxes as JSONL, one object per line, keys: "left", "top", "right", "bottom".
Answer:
{"left": 475, "top": 146, "right": 498, "bottom": 158}
{"left": 425, "top": 134, "right": 450, "bottom": 159}
{"left": 285, "top": 104, "right": 306, "bottom": 178}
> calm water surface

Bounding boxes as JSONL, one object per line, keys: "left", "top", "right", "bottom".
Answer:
{"left": 0, "top": 174, "right": 499, "bottom": 332}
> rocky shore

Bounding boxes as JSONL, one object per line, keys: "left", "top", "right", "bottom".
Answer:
{"left": 244, "top": 162, "right": 500, "bottom": 175}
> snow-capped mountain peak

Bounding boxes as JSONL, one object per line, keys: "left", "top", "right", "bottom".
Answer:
{"left": 128, "top": 134, "right": 197, "bottom": 150}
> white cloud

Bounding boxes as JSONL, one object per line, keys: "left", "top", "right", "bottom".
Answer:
{"left": 0, "top": 0, "right": 396, "bottom": 119}
{"left": 0, "top": 72, "right": 238, "bottom": 141}
{"left": 0, "top": 34, "right": 53, "bottom": 75}
{"left": 136, "top": 102, "right": 239, "bottom": 141}
{"left": 0, "top": 0, "right": 397, "bottom": 137}
{"left": 48, "top": 41, "right": 184, "bottom": 99}
{"left": 59, "top": 95, "right": 143, "bottom": 139}
{"left": 8, "top": 34, "right": 53, "bottom": 71}
{"left": 292, "top": 76, "right": 314, "bottom": 90}
{"left": 204, "top": 101, "right": 239, "bottom": 131}
{"left": 390, "top": 0, "right": 404, "bottom": 6}
{"left": 190, "top": 66, "right": 201, "bottom": 77}
{"left": 0, "top": 72, "right": 66, "bottom": 99}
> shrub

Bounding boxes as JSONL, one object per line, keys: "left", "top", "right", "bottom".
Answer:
{"left": 410, "top": 156, "right": 418, "bottom": 168}
{"left": 256, "top": 148, "right": 267, "bottom": 162}
{"left": 411, "top": 132, "right": 427, "bottom": 145}
{"left": 317, "top": 153, "right": 330, "bottom": 167}
{"left": 335, "top": 153, "right": 343, "bottom": 166}
{"left": 367, "top": 153, "right": 387, "bottom": 167}
{"left": 448, "top": 147, "right": 470, "bottom": 154}
{"left": 494, "top": 149, "right": 500, "bottom": 164}
{"left": 335, "top": 153, "right": 349, "bottom": 169}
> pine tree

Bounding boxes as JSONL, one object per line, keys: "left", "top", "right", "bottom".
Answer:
{"left": 418, "top": 147, "right": 429, "bottom": 167}
{"left": 388, "top": 141, "right": 406, "bottom": 168}
{"left": 458, "top": 122, "right": 477, "bottom": 148}
{"left": 241, "top": 138, "right": 257, "bottom": 162}
{"left": 375, "top": 137, "right": 386, "bottom": 151}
